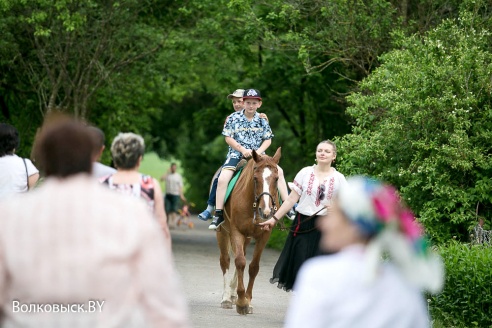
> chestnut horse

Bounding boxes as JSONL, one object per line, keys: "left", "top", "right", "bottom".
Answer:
{"left": 217, "top": 147, "right": 281, "bottom": 315}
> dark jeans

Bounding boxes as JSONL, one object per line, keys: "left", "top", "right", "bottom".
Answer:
{"left": 207, "top": 155, "right": 243, "bottom": 206}
{"left": 207, "top": 175, "right": 219, "bottom": 206}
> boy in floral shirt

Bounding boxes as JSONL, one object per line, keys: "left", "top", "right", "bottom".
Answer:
{"left": 208, "top": 89, "right": 273, "bottom": 229}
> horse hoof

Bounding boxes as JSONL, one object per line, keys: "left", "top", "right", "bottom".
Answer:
{"left": 236, "top": 304, "right": 249, "bottom": 315}
{"left": 221, "top": 301, "right": 233, "bottom": 309}
{"left": 231, "top": 296, "right": 237, "bottom": 305}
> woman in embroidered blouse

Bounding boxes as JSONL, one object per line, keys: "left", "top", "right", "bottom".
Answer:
{"left": 260, "top": 140, "right": 347, "bottom": 291}
{"left": 103, "top": 133, "right": 170, "bottom": 244}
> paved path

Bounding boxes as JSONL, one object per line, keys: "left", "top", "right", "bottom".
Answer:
{"left": 171, "top": 216, "right": 291, "bottom": 328}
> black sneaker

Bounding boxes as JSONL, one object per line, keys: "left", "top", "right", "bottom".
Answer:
{"left": 286, "top": 209, "right": 296, "bottom": 221}
{"left": 208, "top": 215, "right": 224, "bottom": 230}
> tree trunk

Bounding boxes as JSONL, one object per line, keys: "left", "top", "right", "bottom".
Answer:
{"left": 401, "top": 0, "right": 408, "bottom": 25}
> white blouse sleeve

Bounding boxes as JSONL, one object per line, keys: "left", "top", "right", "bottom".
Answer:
{"left": 337, "top": 172, "right": 348, "bottom": 189}
{"left": 288, "top": 167, "right": 311, "bottom": 196}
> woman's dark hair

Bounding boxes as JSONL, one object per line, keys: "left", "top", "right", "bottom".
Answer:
{"left": 33, "top": 116, "right": 97, "bottom": 177}
{"left": 87, "top": 126, "right": 106, "bottom": 149}
{"left": 0, "top": 123, "right": 20, "bottom": 157}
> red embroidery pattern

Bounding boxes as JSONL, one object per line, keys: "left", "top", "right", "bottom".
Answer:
{"left": 293, "top": 179, "right": 302, "bottom": 192}
{"left": 307, "top": 172, "right": 315, "bottom": 196}
{"left": 326, "top": 176, "right": 335, "bottom": 201}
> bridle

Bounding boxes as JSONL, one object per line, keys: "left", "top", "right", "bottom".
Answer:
{"left": 252, "top": 165, "right": 278, "bottom": 224}
{"left": 249, "top": 164, "right": 327, "bottom": 233}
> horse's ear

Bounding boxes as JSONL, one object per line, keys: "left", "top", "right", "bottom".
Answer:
{"left": 252, "top": 149, "right": 261, "bottom": 162}
{"left": 272, "top": 147, "right": 281, "bottom": 164}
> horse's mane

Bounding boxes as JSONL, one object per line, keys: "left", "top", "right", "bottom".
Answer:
{"left": 234, "top": 155, "right": 277, "bottom": 197}
{"left": 234, "top": 159, "right": 255, "bottom": 197}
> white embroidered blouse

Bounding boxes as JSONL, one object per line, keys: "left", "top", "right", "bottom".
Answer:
{"left": 288, "top": 165, "right": 347, "bottom": 216}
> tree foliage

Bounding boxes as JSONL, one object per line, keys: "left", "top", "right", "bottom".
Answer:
{"left": 147, "top": 0, "right": 469, "bottom": 206}
{"left": 2, "top": 0, "right": 491, "bottom": 240}
{"left": 0, "top": 0, "right": 188, "bottom": 159}
{"left": 0, "top": 0, "right": 176, "bottom": 118}
{"left": 337, "top": 6, "right": 492, "bottom": 242}
{"left": 146, "top": 0, "right": 354, "bottom": 202}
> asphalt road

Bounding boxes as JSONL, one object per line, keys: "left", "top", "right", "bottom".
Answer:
{"left": 171, "top": 216, "right": 291, "bottom": 328}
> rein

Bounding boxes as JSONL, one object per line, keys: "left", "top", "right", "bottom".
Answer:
{"left": 249, "top": 163, "right": 326, "bottom": 234}
{"left": 276, "top": 206, "right": 326, "bottom": 234}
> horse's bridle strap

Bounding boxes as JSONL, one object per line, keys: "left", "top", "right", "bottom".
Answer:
{"left": 252, "top": 178, "right": 278, "bottom": 223}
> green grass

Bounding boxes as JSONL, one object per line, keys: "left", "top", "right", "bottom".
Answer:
{"left": 139, "top": 152, "right": 185, "bottom": 192}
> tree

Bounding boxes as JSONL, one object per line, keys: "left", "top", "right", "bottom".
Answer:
{"left": 144, "top": 0, "right": 466, "bottom": 206}
{"left": 0, "top": 0, "right": 179, "bottom": 119}
{"left": 142, "top": 0, "right": 355, "bottom": 204}
{"left": 336, "top": 4, "right": 492, "bottom": 242}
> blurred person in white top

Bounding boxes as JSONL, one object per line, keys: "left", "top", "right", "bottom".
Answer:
{"left": 87, "top": 125, "right": 116, "bottom": 179}
{"left": 284, "top": 176, "right": 444, "bottom": 328}
{"left": 0, "top": 115, "right": 190, "bottom": 328}
{"left": 160, "top": 163, "right": 186, "bottom": 228}
{"left": 0, "top": 123, "right": 39, "bottom": 200}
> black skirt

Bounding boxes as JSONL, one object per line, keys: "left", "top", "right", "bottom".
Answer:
{"left": 270, "top": 212, "right": 322, "bottom": 292}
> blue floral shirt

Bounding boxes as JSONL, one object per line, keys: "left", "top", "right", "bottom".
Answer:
{"left": 222, "top": 110, "right": 274, "bottom": 159}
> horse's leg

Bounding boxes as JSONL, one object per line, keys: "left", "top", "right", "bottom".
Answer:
{"left": 230, "top": 263, "right": 238, "bottom": 305}
{"left": 232, "top": 232, "right": 250, "bottom": 315}
{"left": 245, "top": 232, "right": 270, "bottom": 314}
{"left": 217, "top": 230, "right": 234, "bottom": 309}
{"left": 243, "top": 237, "right": 251, "bottom": 255}
{"left": 230, "top": 237, "right": 250, "bottom": 305}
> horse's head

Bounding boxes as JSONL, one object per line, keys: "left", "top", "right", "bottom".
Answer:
{"left": 251, "top": 147, "right": 281, "bottom": 220}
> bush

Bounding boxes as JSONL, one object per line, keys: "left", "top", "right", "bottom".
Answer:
{"left": 429, "top": 241, "right": 492, "bottom": 327}
{"left": 267, "top": 219, "right": 292, "bottom": 250}
{"left": 336, "top": 6, "right": 492, "bottom": 243}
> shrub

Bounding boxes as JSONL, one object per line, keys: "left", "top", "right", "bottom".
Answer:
{"left": 336, "top": 5, "right": 492, "bottom": 243}
{"left": 429, "top": 241, "right": 492, "bottom": 327}
{"left": 267, "top": 219, "right": 292, "bottom": 250}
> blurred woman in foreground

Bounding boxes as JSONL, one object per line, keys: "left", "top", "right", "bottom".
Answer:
{"left": 0, "top": 117, "right": 189, "bottom": 327}
{"left": 284, "top": 176, "right": 444, "bottom": 328}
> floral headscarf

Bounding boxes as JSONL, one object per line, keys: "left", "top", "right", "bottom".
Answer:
{"left": 337, "top": 176, "right": 444, "bottom": 293}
